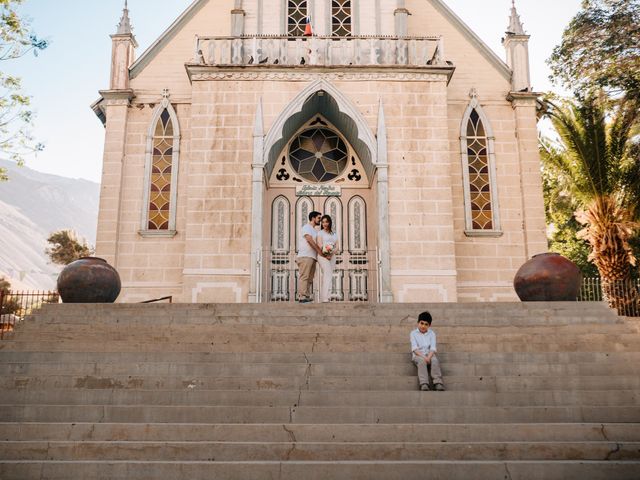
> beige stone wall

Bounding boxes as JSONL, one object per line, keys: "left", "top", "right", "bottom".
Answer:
{"left": 448, "top": 100, "right": 529, "bottom": 302}
{"left": 104, "top": 103, "right": 191, "bottom": 303}
{"left": 130, "top": 0, "right": 234, "bottom": 96}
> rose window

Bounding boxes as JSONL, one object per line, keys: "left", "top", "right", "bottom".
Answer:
{"left": 288, "top": 128, "right": 348, "bottom": 183}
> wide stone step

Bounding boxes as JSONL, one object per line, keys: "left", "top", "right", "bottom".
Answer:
{"left": 2, "top": 422, "right": 638, "bottom": 443}
{"left": 2, "top": 405, "right": 639, "bottom": 423}
{"left": 10, "top": 325, "right": 640, "bottom": 342}
{"left": 2, "top": 389, "right": 638, "bottom": 408}
{"left": 16, "top": 323, "right": 633, "bottom": 336}
{"left": 28, "top": 315, "right": 622, "bottom": 328}
{"left": 1, "top": 440, "right": 639, "bottom": 462}
{"left": 38, "top": 301, "right": 617, "bottom": 315}
{"left": 1, "top": 460, "right": 639, "bottom": 480}
{"left": 2, "top": 361, "right": 638, "bottom": 377}
{"left": 3, "top": 340, "right": 639, "bottom": 354}
{"left": 3, "top": 350, "right": 639, "bottom": 364}
{"left": 4, "top": 374, "right": 639, "bottom": 392}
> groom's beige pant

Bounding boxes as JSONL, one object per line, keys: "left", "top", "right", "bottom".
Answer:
{"left": 412, "top": 355, "right": 444, "bottom": 386}
{"left": 296, "top": 257, "right": 316, "bottom": 299}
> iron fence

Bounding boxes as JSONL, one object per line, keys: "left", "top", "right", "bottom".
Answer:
{"left": 0, "top": 290, "right": 60, "bottom": 339}
{"left": 579, "top": 278, "right": 640, "bottom": 317}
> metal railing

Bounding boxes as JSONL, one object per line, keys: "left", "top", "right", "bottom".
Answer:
{"left": 193, "top": 35, "right": 447, "bottom": 68}
{"left": 140, "top": 296, "right": 173, "bottom": 304}
{"left": 256, "top": 248, "right": 380, "bottom": 303}
{"left": 579, "top": 278, "right": 640, "bottom": 317}
{"left": 0, "top": 290, "right": 60, "bottom": 339}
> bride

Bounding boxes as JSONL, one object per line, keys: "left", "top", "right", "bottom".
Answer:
{"left": 316, "top": 214, "right": 339, "bottom": 303}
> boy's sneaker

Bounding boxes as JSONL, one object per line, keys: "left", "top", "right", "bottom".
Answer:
{"left": 298, "top": 297, "right": 312, "bottom": 303}
{"left": 420, "top": 384, "right": 431, "bottom": 391}
{"left": 434, "top": 384, "right": 445, "bottom": 391}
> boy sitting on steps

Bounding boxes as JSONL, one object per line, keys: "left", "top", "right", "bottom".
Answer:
{"left": 410, "top": 311, "right": 445, "bottom": 391}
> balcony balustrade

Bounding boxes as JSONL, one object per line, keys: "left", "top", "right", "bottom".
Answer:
{"left": 192, "top": 35, "right": 448, "bottom": 68}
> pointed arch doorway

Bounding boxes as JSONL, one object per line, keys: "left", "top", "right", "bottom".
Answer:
{"left": 265, "top": 115, "right": 376, "bottom": 302}
{"left": 251, "top": 81, "right": 391, "bottom": 303}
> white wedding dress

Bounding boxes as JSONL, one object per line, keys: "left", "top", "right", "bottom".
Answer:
{"left": 317, "top": 230, "right": 338, "bottom": 303}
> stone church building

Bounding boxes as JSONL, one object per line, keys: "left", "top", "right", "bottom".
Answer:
{"left": 93, "top": 0, "right": 548, "bottom": 303}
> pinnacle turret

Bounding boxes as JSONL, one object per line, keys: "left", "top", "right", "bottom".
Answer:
{"left": 116, "top": 0, "right": 133, "bottom": 35}
{"left": 507, "top": 0, "right": 525, "bottom": 35}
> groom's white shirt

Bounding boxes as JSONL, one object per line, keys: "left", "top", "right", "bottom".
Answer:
{"left": 298, "top": 223, "right": 317, "bottom": 259}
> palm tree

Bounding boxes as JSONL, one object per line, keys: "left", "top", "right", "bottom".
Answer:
{"left": 541, "top": 92, "right": 640, "bottom": 315}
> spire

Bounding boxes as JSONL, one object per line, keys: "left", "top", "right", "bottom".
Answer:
{"left": 116, "top": 0, "right": 133, "bottom": 35}
{"left": 507, "top": 0, "right": 525, "bottom": 35}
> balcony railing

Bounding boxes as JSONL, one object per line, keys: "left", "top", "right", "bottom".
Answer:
{"left": 193, "top": 35, "right": 447, "bottom": 68}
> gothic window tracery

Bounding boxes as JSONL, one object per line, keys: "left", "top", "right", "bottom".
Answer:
{"left": 331, "top": 0, "right": 352, "bottom": 37}
{"left": 460, "top": 92, "right": 500, "bottom": 234}
{"left": 142, "top": 95, "right": 180, "bottom": 235}
{"left": 287, "top": 0, "right": 308, "bottom": 36}
{"left": 289, "top": 127, "right": 349, "bottom": 183}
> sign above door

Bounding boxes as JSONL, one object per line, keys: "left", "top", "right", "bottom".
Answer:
{"left": 296, "top": 185, "right": 342, "bottom": 197}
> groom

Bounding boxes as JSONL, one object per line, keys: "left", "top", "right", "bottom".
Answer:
{"left": 296, "top": 211, "right": 323, "bottom": 303}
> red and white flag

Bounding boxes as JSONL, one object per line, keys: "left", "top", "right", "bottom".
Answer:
{"left": 304, "top": 15, "right": 313, "bottom": 36}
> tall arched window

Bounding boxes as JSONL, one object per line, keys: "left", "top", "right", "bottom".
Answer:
{"left": 287, "top": 0, "right": 308, "bottom": 36}
{"left": 141, "top": 94, "right": 180, "bottom": 236}
{"left": 460, "top": 90, "right": 500, "bottom": 235}
{"left": 332, "top": 0, "right": 352, "bottom": 36}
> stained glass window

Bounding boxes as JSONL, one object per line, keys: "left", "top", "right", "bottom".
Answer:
{"left": 287, "top": 0, "right": 308, "bottom": 36}
{"left": 148, "top": 108, "right": 174, "bottom": 231}
{"left": 465, "top": 109, "right": 493, "bottom": 230}
{"left": 332, "top": 0, "right": 352, "bottom": 37}
{"left": 289, "top": 128, "right": 349, "bottom": 183}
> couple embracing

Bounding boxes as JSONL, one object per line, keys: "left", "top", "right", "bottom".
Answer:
{"left": 296, "top": 211, "right": 338, "bottom": 303}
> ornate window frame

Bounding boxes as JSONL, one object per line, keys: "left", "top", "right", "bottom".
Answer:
{"left": 285, "top": 0, "right": 309, "bottom": 36}
{"left": 139, "top": 91, "right": 181, "bottom": 238}
{"left": 347, "top": 195, "right": 367, "bottom": 254}
{"left": 460, "top": 89, "right": 502, "bottom": 237}
{"left": 271, "top": 195, "right": 291, "bottom": 253}
{"left": 330, "top": 0, "right": 353, "bottom": 37}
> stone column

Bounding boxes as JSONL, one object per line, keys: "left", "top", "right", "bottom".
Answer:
{"left": 249, "top": 100, "right": 265, "bottom": 303}
{"left": 231, "top": 0, "right": 246, "bottom": 36}
{"left": 95, "top": 90, "right": 134, "bottom": 267}
{"left": 394, "top": 0, "right": 410, "bottom": 37}
{"left": 509, "top": 92, "right": 548, "bottom": 259}
{"left": 376, "top": 101, "right": 393, "bottom": 302}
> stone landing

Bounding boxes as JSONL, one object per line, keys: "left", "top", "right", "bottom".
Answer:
{"left": 0, "top": 302, "right": 639, "bottom": 479}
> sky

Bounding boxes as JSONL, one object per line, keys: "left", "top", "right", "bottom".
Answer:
{"left": 9, "top": 0, "right": 582, "bottom": 183}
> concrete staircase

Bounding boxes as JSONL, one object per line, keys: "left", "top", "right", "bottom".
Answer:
{"left": 1, "top": 302, "right": 639, "bottom": 479}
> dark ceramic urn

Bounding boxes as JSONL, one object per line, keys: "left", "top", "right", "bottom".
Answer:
{"left": 514, "top": 253, "right": 582, "bottom": 302}
{"left": 57, "top": 257, "right": 121, "bottom": 303}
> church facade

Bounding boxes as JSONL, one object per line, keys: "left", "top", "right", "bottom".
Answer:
{"left": 93, "top": 0, "right": 548, "bottom": 303}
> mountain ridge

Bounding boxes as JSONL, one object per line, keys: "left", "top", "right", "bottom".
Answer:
{"left": 0, "top": 160, "right": 100, "bottom": 290}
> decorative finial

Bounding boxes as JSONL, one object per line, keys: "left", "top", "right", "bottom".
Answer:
{"left": 117, "top": 0, "right": 133, "bottom": 35}
{"left": 161, "top": 88, "right": 170, "bottom": 108}
{"left": 507, "top": 1, "right": 525, "bottom": 35}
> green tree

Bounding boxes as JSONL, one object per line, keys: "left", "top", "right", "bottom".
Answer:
{"left": 0, "top": 277, "right": 20, "bottom": 315}
{"left": 541, "top": 92, "right": 640, "bottom": 313}
{"left": 548, "top": 0, "right": 640, "bottom": 100}
{"left": 542, "top": 163, "right": 600, "bottom": 277}
{"left": 45, "top": 230, "right": 94, "bottom": 266}
{"left": 0, "top": 0, "right": 48, "bottom": 181}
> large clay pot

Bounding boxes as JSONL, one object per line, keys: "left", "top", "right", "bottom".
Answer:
{"left": 514, "top": 253, "right": 582, "bottom": 302}
{"left": 57, "top": 257, "right": 121, "bottom": 303}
